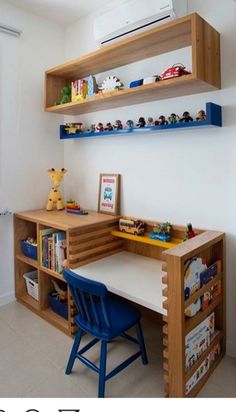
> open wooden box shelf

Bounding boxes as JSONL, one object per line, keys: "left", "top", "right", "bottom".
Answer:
{"left": 45, "top": 13, "right": 221, "bottom": 115}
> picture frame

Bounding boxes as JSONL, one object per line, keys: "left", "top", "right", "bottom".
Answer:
{"left": 98, "top": 173, "right": 120, "bottom": 215}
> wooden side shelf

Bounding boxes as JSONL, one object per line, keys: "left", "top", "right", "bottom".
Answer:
{"left": 45, "top": 13, "right": 220, "bottom": 115}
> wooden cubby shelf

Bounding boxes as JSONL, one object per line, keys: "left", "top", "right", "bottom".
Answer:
{"left": 45, "top": 13, "right": 221, "bottom": 116}
{"left": 60, "top": 102, "right": 222, "bottom": 140}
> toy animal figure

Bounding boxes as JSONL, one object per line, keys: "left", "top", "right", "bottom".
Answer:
{"left": 180, "top": 111, "right": 193, "bottom": 122}
{"left": 168, "top": 113, "right": 179, "bottom": 124}
{"left": 96, "top": 122, "right": 104, "bottom": 132}
{"left": 113, "top": 120, "right": 123, "bottom": 130}
{"left": 46, "top": 168, "right": 67, "bottom": 211}
{"left": 88, "top": 124, "right": 96, "bottom": 132}
{"left": 126, "top": 119, "right": 134, "bottom": 129}
{"left": 105, "top": 122, "right": 113, "bottom": 131}
{"left": 196, "top": 110, "right": 206, "bottom": 121}
{"left": 157, "top": 115, "right": 168, "bottom": 125}
{"left": 147, "top": 117, "right": 154, "bottom": 126}
{"left": 54, "top": 86, "right": 71, "bottom": 105}
{"left": 137, "top": 117, "right": 146, "bottom": 127}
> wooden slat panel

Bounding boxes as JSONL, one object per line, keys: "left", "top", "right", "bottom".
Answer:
{"left": 69, "top": 225, "right": 117, "bottom": 243}
{"left": 70, "top": 234, "right": 117, "bottom": 252}
{"left": 69, "top": 247, "right": 124, "bottom": 269}
{"left": 69, "top": 239, "right": 123, "bottom": 261}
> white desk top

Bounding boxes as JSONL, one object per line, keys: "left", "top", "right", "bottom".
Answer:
{"left": 73, "top": 251, "right": 166, "bottom": 315}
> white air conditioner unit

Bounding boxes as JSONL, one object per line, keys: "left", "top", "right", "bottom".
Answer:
{"left": 94, "top": 0, "right": 187, "bottom": 47}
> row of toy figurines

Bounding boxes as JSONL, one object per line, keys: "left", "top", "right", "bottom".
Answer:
{"left": 87, "top": 109, "right": 207, "bottom": 132}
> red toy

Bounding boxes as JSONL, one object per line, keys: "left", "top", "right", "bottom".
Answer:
{"left": 161, "top": 63, "right": 191, "bottom": 80}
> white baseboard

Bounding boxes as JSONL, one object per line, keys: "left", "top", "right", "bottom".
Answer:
{"left": 0, "top": 291, "right": 15, "bottom": 307}
{"left": 226, "top": 340, "right": 236, "bottom": 359}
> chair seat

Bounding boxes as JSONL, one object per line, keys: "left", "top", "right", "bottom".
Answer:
{"left": 75, "top": 297, "right": 141, "bottom": 340}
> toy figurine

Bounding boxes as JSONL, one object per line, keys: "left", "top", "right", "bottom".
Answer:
{"left": 147, "top": 117, "right": 154, "bottom": 126}
{"left": 157, "top": 115, "right": 168, "bottom": 125}
{"left": 96, "top": 122, "right": 104, "bottom": 132}
{"left": 184, "top": 223, "right": 196, "bottom": 241}
{"left": 105, "top": 122, "right": 113, "bottom": 131}
{"left": 113, "top": 120, "right": 123, "bottom": 130}
{"left": 137, "top": 117, "right": 146, "bottom": 127}
{"left": 150, "top": 221, "right": 172, "bottom": 242}
{"left": 168, "top": 113, "right": 179, "bottom": 124}
{"left": 196, "top": 110, "right": 206, "bottom": 121}
{"left": 126, "top": 119, "right": 134, "bottom": 129}
{"left": 88, "top": 124, "right": 96, "bottom": 132}
{"left": 46, "top": 168, "right": 67, "bottom": 211}
{"left": 54, "top": 86, "right": 71, "bottom": 105}
{"left": 180, "top": 111, "right": 193, "bottom": 122}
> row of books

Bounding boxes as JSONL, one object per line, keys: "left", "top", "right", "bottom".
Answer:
{"left": 185, "top": 259, "right": 222, "bottom": 317}
{"left": 39, "top": 228, "right": 66, "bottom": 274}
{"left": 185, "top": 311, "right": 221, "bottom": 394}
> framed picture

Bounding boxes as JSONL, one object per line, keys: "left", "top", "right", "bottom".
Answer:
{"left": 98, "top": 173, "right": 120, "bottom": 215}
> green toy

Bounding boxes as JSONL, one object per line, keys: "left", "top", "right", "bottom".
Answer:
{"left": 54, "top": 86, "right": 71, "bottom": 105}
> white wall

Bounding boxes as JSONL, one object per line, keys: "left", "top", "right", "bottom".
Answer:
{"left": 0, "top": 0, "right": 64, "bottom": 305}
{"left": 63, "top": 0, "right": 236, "bottom": 358}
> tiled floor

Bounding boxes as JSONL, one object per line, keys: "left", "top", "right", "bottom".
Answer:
{"left": 0, "top": 301, "right": 235, "bottom": 398}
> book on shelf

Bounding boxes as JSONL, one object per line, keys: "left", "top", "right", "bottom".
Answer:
{"left": 185, "top": 341, "right": 221, "bottom": 395}
{"left": 185, "top": 260, "right": 222, "bottom": 317}
{"left": 185, "top": 312, "right": 215, "bottom": 371}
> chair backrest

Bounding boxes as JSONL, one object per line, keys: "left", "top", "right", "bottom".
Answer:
{"left": 63, "top": 268, "right": 111, "bottom": 329}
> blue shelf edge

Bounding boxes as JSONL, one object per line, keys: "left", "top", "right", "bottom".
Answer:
{"left": 60, "top": 102, "right": 222, "bottom": 140}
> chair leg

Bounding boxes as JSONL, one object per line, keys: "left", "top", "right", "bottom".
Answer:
{"left": 66, "top": 328, "right": 83, "bottom": 375}
{"left": 98, "top": 340, "right": 107, "bottom": 398}
{"left": 136, "top": 321, "right": 148, "bottom": 365}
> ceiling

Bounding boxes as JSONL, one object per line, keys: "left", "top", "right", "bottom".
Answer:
{"left": 7, "top": 0, "right": 113, "bottom": 26}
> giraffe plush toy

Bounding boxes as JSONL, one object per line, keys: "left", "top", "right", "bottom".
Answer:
{"left": 46, "top": 168, "right": 67, "bottom": 211}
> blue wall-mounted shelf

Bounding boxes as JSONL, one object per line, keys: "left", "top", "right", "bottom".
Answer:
{"left": 60, "top": 102, "right": 222, "bottom": 140}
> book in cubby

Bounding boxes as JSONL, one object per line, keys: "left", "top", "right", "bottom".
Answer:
{"left": 185, "top": 312, "right": 215, "bottom": 371}
{"left": 40, "top": 228, "right": 66, "bottom": 273}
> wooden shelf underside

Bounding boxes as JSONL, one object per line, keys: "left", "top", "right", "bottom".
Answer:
{"left": 46, "top": 76, "right": 217, "bottom": 115}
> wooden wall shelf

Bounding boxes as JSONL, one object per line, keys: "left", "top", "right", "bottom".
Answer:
{"left": 45, "top": 13, "right": 221, "bottom": 115}
{"left": 60, "top": 102, "right": 222, "bottom": 140}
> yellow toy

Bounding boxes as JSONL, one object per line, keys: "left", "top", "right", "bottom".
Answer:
{"left": 46, "top": 168, "right": 67, "bottom": 211}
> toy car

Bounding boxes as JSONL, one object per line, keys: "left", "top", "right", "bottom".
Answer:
{"left": 65, "top": 123, "right": 83, "bottom": 134}
{"left": 161, "top": 64, "right": 191, "bottom": 80}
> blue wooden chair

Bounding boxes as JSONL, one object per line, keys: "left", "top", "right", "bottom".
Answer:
{"left": 63, "top": 268, "right": 148, "bottom": 398}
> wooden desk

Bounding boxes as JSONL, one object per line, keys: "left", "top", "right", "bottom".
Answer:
{"left": 73, "top": 251, "right": 166, "bottom": 315}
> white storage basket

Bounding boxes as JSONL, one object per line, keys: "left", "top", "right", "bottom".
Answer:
{"left": 23, "top": 270, "right": 39, "bottom": 301}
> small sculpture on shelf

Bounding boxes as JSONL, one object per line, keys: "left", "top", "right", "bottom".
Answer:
{"left": 66, "top": 199, "right": 88, "bottom": 215}
{"left": 105, "top": 122, "right": 113, "bottom": 131}
{"left": 196, "top": 110, "right": 206, "bottom": 121}
{"left": 147, "top": 117, "right": 154, "bottom": 126}
{"left": 126, "top": 119, "right": 134, "bottom": 129}
{"left": 101, "top": 76, "right": 123, "bottom": 92}
{"left": 137, "top": 117, "right": 146, "bottom": 127}
{"left": 183, "top": 223, "right": 196, "bottom": 241}
{"left": 96, "top": 122, "right": 104, "bottom": 132}
{"left": 168, "top": 113, "right": 179, "bottom": 124}
{"left": 54, "top": 86, "right": 71, "bottom": 106}
{"left": 46, "top": 168, "right": 67, "bottom": 211}
{"left": 113, "top": 120, "right": 123, "bottom": 130}
{"left": 157, "top": 115, "right": 168, "bottom": 126}
{"left": 180, "top": 111, "right": 193, "bottom": 122}
{"left": 150, "top": 221, "right": 172, "bottom": 242}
